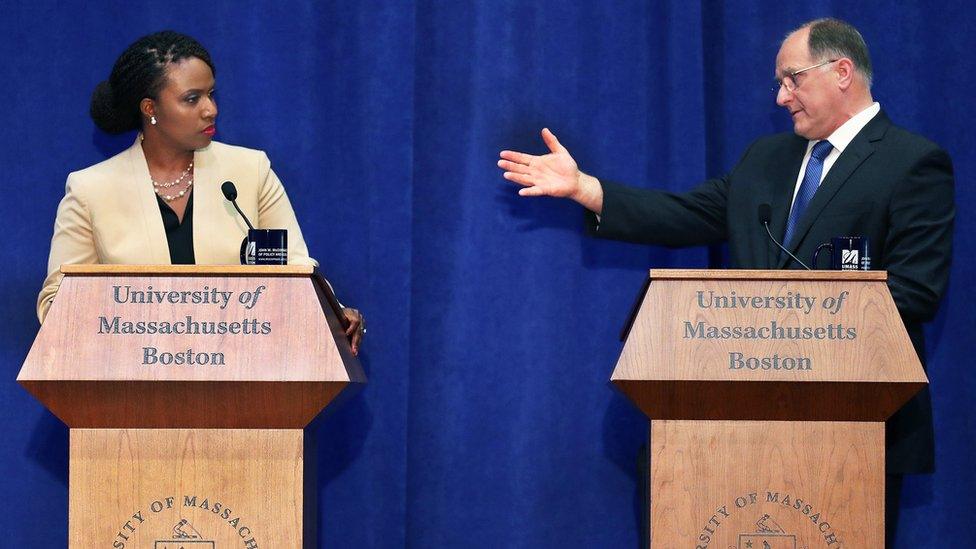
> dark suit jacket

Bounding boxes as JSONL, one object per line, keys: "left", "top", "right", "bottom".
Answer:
{"left": 588, "top": 111, "right": 954, "bottom": 474}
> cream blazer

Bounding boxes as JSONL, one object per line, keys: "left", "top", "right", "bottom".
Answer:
{"left": 38, "top": 138, "right": 316, "bottom": 322}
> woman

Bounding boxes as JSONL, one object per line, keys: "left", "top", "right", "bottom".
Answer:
{"left": 38, "top": 31, "right": 364, "bottom": 354}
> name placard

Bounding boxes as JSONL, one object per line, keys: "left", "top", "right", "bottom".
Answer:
{"left": 610, "top": 271, "right": 926, "bottom": 429}
{"left": 614, "top": 271, "right": 921, "bottom": 384}
{"left": 22, "top": 269, "right": 352, "bottom": 383}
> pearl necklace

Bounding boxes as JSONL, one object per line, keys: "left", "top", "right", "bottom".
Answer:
{"left": 152, "top": 161, "right": 193, "bottom": 202}
{"left": 156, "top": 178, "right": 193, "bottom": 202}
{"left": 152, "top": 161, "right": 193, "bottom": 188}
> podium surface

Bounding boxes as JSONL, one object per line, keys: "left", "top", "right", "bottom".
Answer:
{"left": 613, "top": 269, "right": 925, "bottom": 547}
{"left": 19, "top": 265, "right": 364, "bottom": 548}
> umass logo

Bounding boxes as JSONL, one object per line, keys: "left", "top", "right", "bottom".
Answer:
{"left": 694, "top": 490, "right": 841, "bottom": 548}
{"left": 154, "top": 519, "right": 215, "bottom": 548}
{"left": 737, "top": 514, "right": 800, "bottom": 549}
{"left": 113, "top": 495, "right": 257, "bottom": 548}
{"left": 840, "top": 249, "right": 859, "bottom": 270}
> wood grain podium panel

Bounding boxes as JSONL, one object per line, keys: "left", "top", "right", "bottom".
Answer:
{"left": 617, "top": 275, "right": 920, "bottom": 382}
{"left": 20, "top": 268, "right": 364, "bottom": 429}
{"left": 24, "top": 381, "right": 345, "bottom": 428}
{"left": 70, "top": 429, "right": 303, "bottom": 548}
{"left": 613, "top": 272, "right": 926, "bottom": 421}
{"left": 60, "top": 265, "right": 317, "bottom": 275}
{"left": 26, "top": 274, "right": 353, "bottom": 381}
{"left": 649, "top": 420, "right": 883, "bottom": 547}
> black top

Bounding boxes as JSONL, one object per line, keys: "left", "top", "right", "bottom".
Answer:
{"left": 156, "top": 193, "right": 195, "bottom": 264}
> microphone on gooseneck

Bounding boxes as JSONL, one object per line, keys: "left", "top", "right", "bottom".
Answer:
{"left": 758, "top": 203, "right": 811, "bottom": 270}
{"left": 221, "top": 181, "right": 255, "bottom": 231}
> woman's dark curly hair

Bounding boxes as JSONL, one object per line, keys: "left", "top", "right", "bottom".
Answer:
{"left": 90, "top": 31, "right": 215, "bottom": 134}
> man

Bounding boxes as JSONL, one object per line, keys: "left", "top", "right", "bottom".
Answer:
{"left": 497, "top": 18, "right": 953, "bottom": 545}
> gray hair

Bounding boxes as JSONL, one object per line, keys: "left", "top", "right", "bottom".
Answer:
{"left": 792, "top": 18, "right": 873, "bottom": 88}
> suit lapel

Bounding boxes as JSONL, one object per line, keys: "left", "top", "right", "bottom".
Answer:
{"left": 768, "top": 137, "right": 808, "bottom": 245}
{"left": 191, "top": 143, "right": 219, "bottom": 264}
{"left": 777, "top": 111, "right": 891, "bottom": 268}
{"left": 127, "top": 138, "right": 171, "bottom": 264}
{"left": 759, "top": 136, "right": 806, "bottom": 269}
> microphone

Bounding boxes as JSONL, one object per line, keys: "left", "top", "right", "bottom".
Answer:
{"left": 221, "top": 181, "right": 255, "bottom": 231}
{"left": 758, "top": 203, "right": 811, "bottom": 270}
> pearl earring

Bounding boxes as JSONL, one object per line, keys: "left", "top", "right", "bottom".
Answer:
{"left": 150, "top": 116, "right": 157, "bottom": 125}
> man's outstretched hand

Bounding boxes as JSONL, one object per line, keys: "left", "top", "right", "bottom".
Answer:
{"left": 498, "top": 128, "right": 603, "bottom": 213}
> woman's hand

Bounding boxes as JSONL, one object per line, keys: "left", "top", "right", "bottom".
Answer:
{"left": 342, "top": 307, "right": 365, "bottom": 356}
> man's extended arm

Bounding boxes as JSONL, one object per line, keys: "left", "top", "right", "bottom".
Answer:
{"left": 499, "top": 128, "right": 731, "bottom": 248}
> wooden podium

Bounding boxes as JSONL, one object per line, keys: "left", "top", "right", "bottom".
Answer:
{"left": 18, "top": 265, "right": 365, "bottom": 548}
{"left": 613, "top": 270, "right": 926, "bottom": 547}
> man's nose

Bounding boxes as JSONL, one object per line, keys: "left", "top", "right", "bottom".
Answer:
{"left": 776, "top": 84, "right": 793, "bottom": 107}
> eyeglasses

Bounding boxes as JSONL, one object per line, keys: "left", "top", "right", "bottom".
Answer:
{"left": 772, "top": 59, "right": 838, "bottom": 93}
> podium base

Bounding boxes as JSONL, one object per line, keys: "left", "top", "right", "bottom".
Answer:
{"left": 649, "top": 420, "right": 883, "bottom": 547}
{"left": 69, "top": 429, "right": 304, "bottom": 548}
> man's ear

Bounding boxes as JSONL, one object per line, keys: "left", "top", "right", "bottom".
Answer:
{"left": 835, "top": 58, "right": 855, "bottom": 90}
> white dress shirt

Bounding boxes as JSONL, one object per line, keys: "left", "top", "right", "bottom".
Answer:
{"left": 789, "top": 102, "right": 881, "bottom": 207}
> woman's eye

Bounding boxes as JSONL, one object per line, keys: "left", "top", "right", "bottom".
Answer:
{"left": 185, "top": 96, "right": 198, "bottom": 104}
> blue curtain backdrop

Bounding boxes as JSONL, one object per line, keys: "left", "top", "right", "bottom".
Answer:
{"left": 1, "top": 1, "right": 972, "bottom": 547}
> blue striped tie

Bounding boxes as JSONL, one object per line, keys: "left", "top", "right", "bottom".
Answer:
{"left": 783, "top": 140, "right": 833, "bottom": 247}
